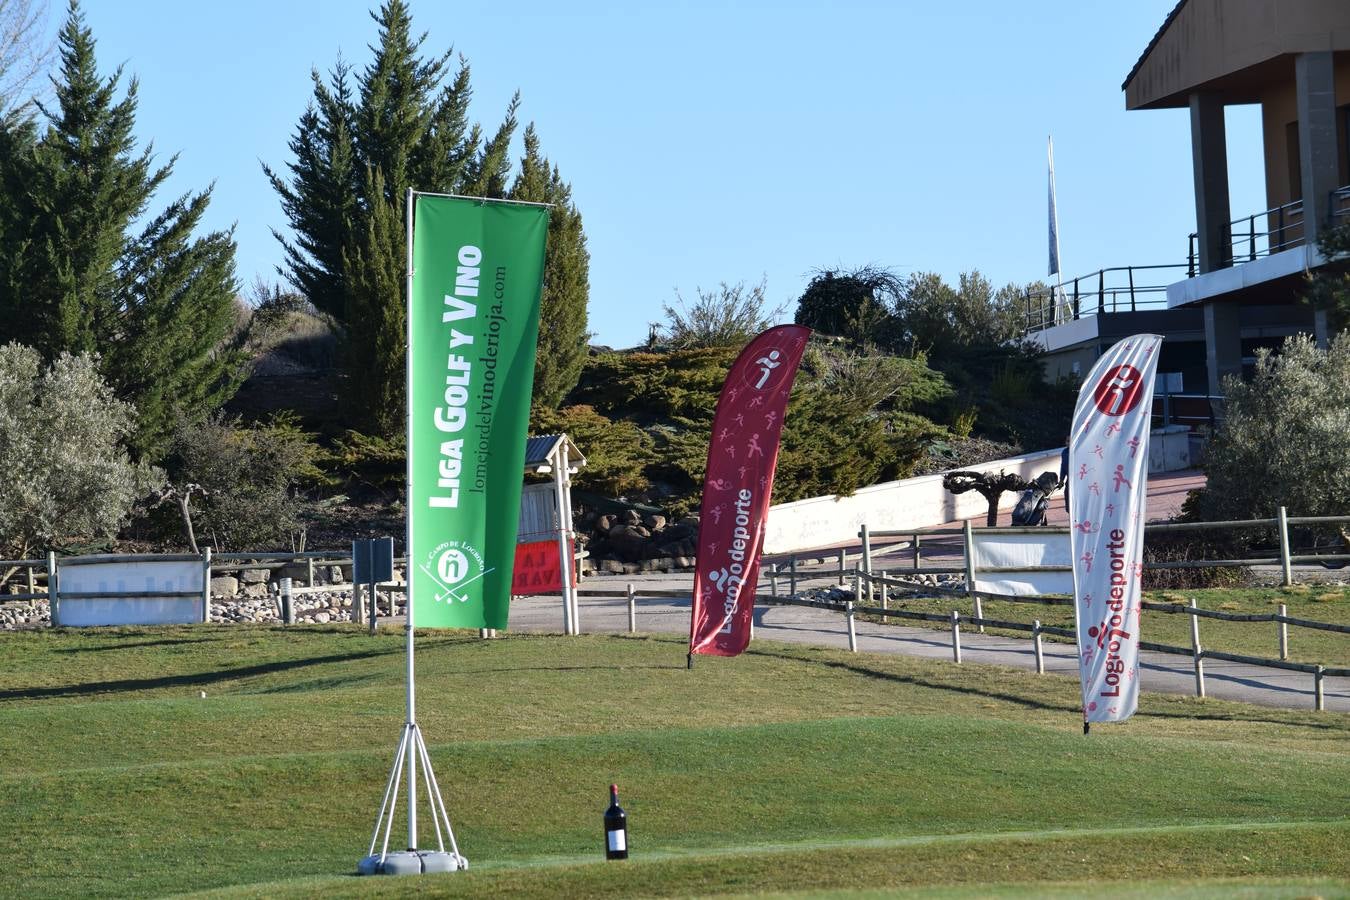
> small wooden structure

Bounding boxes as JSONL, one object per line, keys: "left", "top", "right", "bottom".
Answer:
{"left": 519, "top": 434, "right": 587, "bottom": 634}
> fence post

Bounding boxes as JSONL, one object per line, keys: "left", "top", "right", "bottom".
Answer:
{"left": 860, "top": 525, "right": 873, "bottom": 602}
{"left": 1314, "top": 665, "right": 1325, "bottom": 712}
{"left": 845, "top": 599, "right": 857, "bottom": 652}
{"left": 972, "top": 591, "right": 984, "bottom": 635}
{"left": 281, "top": 577, "right": 294, "bottom": 625}
{"left": 963, "top": 520, "right": 976, "bottom": 598}
{"left": 789, "top": 555, "right": 798, "bottom": 597}
{"left": 571, "top": 583, "right": 581, "bottom": 636}
{"left": 1277, "top": 506, "right": 1292, "bottom": 587}
{"left": 837, "top": 549, "right": 846, "bottom": 586}
{"left": 1275, "top": 602, "right": 1289, "bottom": 660}
{"left": 879, "top": 572, "right": 888, "bottom": 611}
{"left": 1032, "top": 619, "right": 1044, "bottom": 674}
{"left": 950, "top": 610, "right": 962, "bottom": 663}
{"left": 353, "top": 581, "right": 366, "bottom": 626}
{"left": 1189, "top": 598, "right": 1205, "bottom": 698}
{"left": 561, "top": 568, "right": 573, "bottom": 634}
{"left": 201, "top": 546, "right": 212, "bottom": 624}
{"left": 913, "top": 533, "right": 921, "bottom": 571}
{"left": 47, "top": 551, "right": 58, "bottom": 626}
{"left": 852, "top": 563, "right": 862, "bottom": 607}
{"left": 770, "top": 564, "right": 779, "bottom": 598}
{"left": 26, "top": 564, "right": 35, "bottom": 596}
{"left": 306, "top": 557, "right": 314, "bottom": 588}
{"left": 627, "top": 583, "right": 636, "bottom": 634}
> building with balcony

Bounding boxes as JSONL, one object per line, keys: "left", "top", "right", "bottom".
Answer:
{"left": 1029, "top": 0, "right": 1349, "bottom": 403}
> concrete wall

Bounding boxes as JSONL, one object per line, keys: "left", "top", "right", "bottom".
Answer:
{"left": 763, "top": 450, "right": 1063, "bottom": 554}
{"left": 764, "top": 431, "right": 1198, "bottom": 554}
{"left": 1260, "top": 62, "right": 1350, "bottom": 210}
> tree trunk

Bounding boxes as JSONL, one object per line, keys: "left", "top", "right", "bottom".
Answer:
{"left": 178, "top": 496, "right": 199, "bottom": 555}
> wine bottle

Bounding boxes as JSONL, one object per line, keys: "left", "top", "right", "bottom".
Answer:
{"left": 604, "top": 783, "right": 628, "bottom": 860}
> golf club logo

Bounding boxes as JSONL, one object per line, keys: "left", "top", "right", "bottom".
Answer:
{"left": 421, "top": 540, "right": 489, "bottom": 604}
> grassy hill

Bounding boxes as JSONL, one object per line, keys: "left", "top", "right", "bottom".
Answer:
{"left": 1, "top": 626, "right": 1346, "bottom": 898}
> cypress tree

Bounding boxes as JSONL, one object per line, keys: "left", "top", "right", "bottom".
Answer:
{"left": 0, "top": 2, "right": 241, "bottom": 457}
{"left": 263, "top": 62, "right": 359, "bottom": 320}
{"left": 269, "top": 1, "right": 590, "bottom": 433}
{"left": 342, "top": 168, "right": 406, "bottom": 436}
{"left": 270, "top": 0, "right": 519, "bottom": 434}
{"left": 510, "top": 124, "right": 590, "bottom": 407}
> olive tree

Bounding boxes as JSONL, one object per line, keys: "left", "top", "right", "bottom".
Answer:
{"left": 0, "top": 344, "right": 160, "bottom": 577}
{"left": 1198, "top": 333, "right": 1350, "bottom": 523}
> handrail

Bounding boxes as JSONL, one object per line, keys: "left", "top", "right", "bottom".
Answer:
{"left": 1021, "top": 263, "right": 1191, "bottom": 335}
{"left": 1188, "top": 183, "right": 1350, "bottom": 272}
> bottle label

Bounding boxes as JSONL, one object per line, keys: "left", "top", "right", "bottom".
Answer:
{"left": 607, "top": 828, "right": 626, "bottom": 852}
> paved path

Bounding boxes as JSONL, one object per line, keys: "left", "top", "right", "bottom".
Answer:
{"left": 509, "top": 577, "right": 1349, "bottom": 714}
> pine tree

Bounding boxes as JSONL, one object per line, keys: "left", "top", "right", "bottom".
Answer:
{"left": 343, "top": 168, "right": 406, "bottom": 435}
{"left": 268, "top": 1, "right": 589, "bottom": 433}
{"left": 270, "top": 1, "right": 515, "bottom": 434}
{"left": 0, "top": 2, "right": 241, "bottom": 458}
{"left": 263, "top": 62, "right": 358, "bottom": 320}
{"left": 510, "top": 124, "right": 590, "bottom": 408}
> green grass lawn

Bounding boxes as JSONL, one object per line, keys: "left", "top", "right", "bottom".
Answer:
{"left": 865, "top": 584, "right": 1349, "bottom": 668}
{"left": 1, "top": 625, "right": 1347, "bottom": 898}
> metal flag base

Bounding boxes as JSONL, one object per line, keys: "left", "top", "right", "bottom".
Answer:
{"left": 356, "top": 721, "right": 468, "bottom": 876}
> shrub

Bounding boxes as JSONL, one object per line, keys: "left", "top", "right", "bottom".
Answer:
{"left": 1142, "top": 529, "right": 1250, "bottom": 590}
{"left": 529, "top": 404, "right": 654, "bottom": 498}
{"left": 326, "top": 430, "right": 407, "bottom": 490}
{"left": 170, "top": 414, "right": 327, "bottom": 551}
{"left": 1196, "top": 333, "right": 1350, "bottom": 524}
{"left": 660, "top": 279, "right": 784, "bottom": 349}
{"left": 0, "top": 344, "right": 160, "bottom": 570}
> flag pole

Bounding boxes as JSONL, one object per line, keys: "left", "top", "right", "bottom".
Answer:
{"left": 404, "top": 185, "right": 419, "bottom": 852}
{"left": 1048, "top": 135, "right": 1067, "bottom": 325}
{"left": 356, "top": 189, "right": 465, "bottom": 877}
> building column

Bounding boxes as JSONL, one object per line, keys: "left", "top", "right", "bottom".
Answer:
{"left": 1189, "top": 92, "right": 1231, "bottom": 274}
{"left": 1203, "top": 301, "right": 1242, "bottom": 399}
{"left": 1295, "top": 51, "right": 1340, "bottom": 247}
{"left": 1313, "top": 307, "right": 1331, "bottom": 349}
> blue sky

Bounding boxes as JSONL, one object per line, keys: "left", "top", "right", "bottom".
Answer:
{"left": 58, "top": 1, "right": 1266, "bottom": 348}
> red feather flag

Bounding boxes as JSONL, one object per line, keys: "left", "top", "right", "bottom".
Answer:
{"left": 689, "top": 324, "right": 810, "bottom": 658}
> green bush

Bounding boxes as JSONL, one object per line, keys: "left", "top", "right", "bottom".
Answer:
{"left": 1196, "top": 333, "right": 1350, "bottom": 523}
{"left": 170, "top": 414, "right": 327, "bottom": 551}
{"left": 326, "top": 430, "right": 407, "bottom": 489}
{"left": 529, "top": 404, "right": 654, "bottom": 498}
{"left": 0, "top": 344, "right": 161, "bottom": 567}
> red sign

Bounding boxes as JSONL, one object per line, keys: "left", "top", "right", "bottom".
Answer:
{"left": 689, "top": 324, "right": 810, "bottom": 657}
{"left": 511, "top": 539, "right": 574, "bottom": 595}
{"left": 1092, "top": 365, "right": 1145, "bottom": 416}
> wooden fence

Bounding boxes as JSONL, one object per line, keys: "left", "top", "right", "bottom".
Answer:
{"left": 852, "top": 509, "right": 1350, "bottom": 591}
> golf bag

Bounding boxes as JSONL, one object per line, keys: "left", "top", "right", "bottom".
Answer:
{"left": 1010, "top": 471, "right": 1062, "bottom": 526}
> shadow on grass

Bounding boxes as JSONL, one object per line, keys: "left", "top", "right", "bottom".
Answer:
{"left": 0, "top": 647, "right": 400, "bottom": 702}
{"left": 454, "top": 664, "right": 686, "bottom": 676}
{"left": 54, "top": 637, "right": 219, "bottom": 654}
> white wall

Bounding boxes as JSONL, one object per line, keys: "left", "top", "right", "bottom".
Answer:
{"left": 764, "top": 449, "right": 1063, "bottom": 554}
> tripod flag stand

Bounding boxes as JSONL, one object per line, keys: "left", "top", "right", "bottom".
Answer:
{"left": 355, "top": 190, "right": 551, "bottom": 876}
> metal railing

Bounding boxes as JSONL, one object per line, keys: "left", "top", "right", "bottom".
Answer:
{"left": 1333, "top": 186, "right": 1350, "bottom": 224}
{"left": 1021, "top": 264, "right": 1191, "bottom": 334}
{"left": 1187, "top": 183, "right": 1350, "bottom": 273}
{"left": 1188, "top": 198, "right": 1306, "bottom": 272}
